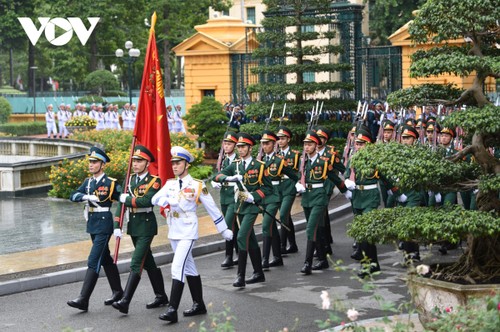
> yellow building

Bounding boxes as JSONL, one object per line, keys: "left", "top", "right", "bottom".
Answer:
{"left": 172, "top": 17, "right": 259, "bottom": 111}
{"left": 388, "top": 21, "right": 496, "bottom": 93}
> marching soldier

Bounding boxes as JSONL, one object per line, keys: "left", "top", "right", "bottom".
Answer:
{"left": 344, "top": 128, "right": 384, "bottom": 278}
{"left": 211, "top": 131, "right": 240, "bottom": 268}
{"left": 314, "top": 126, "right": 346, "bottom": 261}
{"left": 259, "top": 130, "right": 298, "bottom": 269}
{"left": 96, "top": 105, "right": 106, "bottom": 130}
{"left": 379, "top": 120, "right": 397, "bottom": 208}
{"left": 152, "top": 147, "right": 233, "bottom": 323}
{"left": 111, "top": 145, "right": 168, "bottom": 314}
{"left": 67, "top": 147, "right": 123, "bottom": 311}
{"left": 213, "top": 133, "right": 273, "bottom": 288}
{"left": 295, "top": 131, "right": 347, "bottom": 275}
{"left": 397, "top": 126, "right": 423, "bottom": 263}
{"left": 276, "top": 126, "right": 300, "bottom": 254}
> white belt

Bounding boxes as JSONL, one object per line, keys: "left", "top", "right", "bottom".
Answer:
{"left": 271, "top": 181, "right": 280, "bottom": 186}
{"left": 306, "top": 183, "right": 324, "bottom": 189}
{"left": 356, "top": 184, "right": 378, "bottom": 190}
{"left": 129, "top": 207, "right": 153, "bottom": 213}
{"left": 88, "top": 206, "right": 110, "bottom": 212}
{"left": 282, "top": 175, "right": 290, "bottom": 179}
{"left": 223, "top": 182, "right": 236, "bottom": 187}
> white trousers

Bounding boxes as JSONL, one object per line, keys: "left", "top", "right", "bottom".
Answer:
{"left": 170, "top": 239, "right": 198, "bottom": 282}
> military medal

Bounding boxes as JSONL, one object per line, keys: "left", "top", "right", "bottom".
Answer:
{"left": 173, "top": 211, "right": 180, "bottom": 218}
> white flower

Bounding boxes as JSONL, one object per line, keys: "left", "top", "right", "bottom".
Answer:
{"left": 416, "top": 264, "right": 430, "bottom": 276}
{"left": 320, "top": 290, "right": 330, "bottom": 310}
{"left": 347, "top": 308, "right": 359, "bottom": 322}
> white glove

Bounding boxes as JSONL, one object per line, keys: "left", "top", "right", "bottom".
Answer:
{"left": 113, "top": 228, "right": 123, "bottom": 239}
{"left": 119, "top": 193, "right": 129, "bottom": 203}
{"left": 221, "top": 229, "right": 233, "bottom": 241}
{"left": 225, "top": 175, "right": 243, "bottom": 182}
{"left": 83, "top": 194, "right": 99, "bottom": 202}
{"left": 344, "top": 190, "right": 352, "bottom": 200}
{"left": 244, "top": 193, "right": 254, "bottom": 203}
{"left": 211, "top": 181, "right": 222, "bottom": 189}
{"left": 398, "top": 194, "right": 408, "bottom": 203}
{"left": 387, "top": 190, "right": 394, "bottom": 196}
{"left": 344, "top": 179, "right": 356, "bottom": 191}
{"left": 473, "top": 189, "right": 479, "bottom": 195}
{"left": 295, "top": 183, "right": 306, "bottom": 193}
{"left": 435, "top": 193, "right": 442, "bottom": 203}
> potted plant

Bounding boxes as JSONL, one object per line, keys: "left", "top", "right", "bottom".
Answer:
{"left": 347, "top": 0, "right": 499, "bottom": 326}
{"left": 65, "top": 115, "right": 98, "bottom": 133}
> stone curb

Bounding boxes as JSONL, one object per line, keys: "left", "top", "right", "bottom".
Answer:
{"left": 0, "top": 203, "right": 351, "bottom": 297}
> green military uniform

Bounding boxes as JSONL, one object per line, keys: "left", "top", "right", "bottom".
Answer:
{"left": 214, "top": 132, "right": 273, "bottom": 287}
{"left": 259, "top": 130, "right": 298, "bottom": 269}
{"left": 212, "top": 131, "right": 239, "bottom": 268}
{"left": 276, "top": 125, "right": 300, "bottom": 254}
{"left": 378, "top": 120, "right": 396, "bottom": 207}
{"left": 111, "top": 145, "right": 168, "bottom": 314}
{"left": 298, "top": 131, "right": 346, "bottom": 275}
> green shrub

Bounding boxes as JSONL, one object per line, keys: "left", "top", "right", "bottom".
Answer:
{"left": 84, "top": 70, "right": 119, "bottom": 96}
{"left": 77, "top": 95, "right": 105, "bottom": 104}
{"left": 71, "top": 129, "right": 133, "bottom": 153}
{"left": 101, "top": 90, "right": 127, "bottom": 97}
{"left": 188, "top": 165, "right": 213, "bottom": 180}
{"left": 0, "top": 96, "right": 13, "bottom": 123}
{"left": 0, "top": 121, "right": 46, "bottom": 136}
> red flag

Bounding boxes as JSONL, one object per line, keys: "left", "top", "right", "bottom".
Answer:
{"left": 134, "top": 12, "right": 173, "bottom": 185}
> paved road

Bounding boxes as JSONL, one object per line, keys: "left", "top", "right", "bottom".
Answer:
{"left": 0, "top": 211, "right": 415, "bottom": 332}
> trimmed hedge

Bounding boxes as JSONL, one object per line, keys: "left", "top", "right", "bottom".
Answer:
{"left": 0, "top": 121, "right": 47, "bottom": 136}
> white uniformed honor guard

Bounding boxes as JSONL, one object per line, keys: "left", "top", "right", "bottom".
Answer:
{"left": 152, "top": 146, "right": 233, "bottom": 324}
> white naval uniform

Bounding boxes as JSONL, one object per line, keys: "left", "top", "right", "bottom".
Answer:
{"left": 151, "top": 174, "right": 227, "bottom": 281}
{"left": 45, "top": 111, "right": 58, "bottom": 137}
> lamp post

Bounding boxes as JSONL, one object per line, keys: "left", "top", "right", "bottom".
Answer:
{"left": 115, "top": 41, "right": 140, "bottom": 105}
{"left": 30, "top": 66, "right": 38, "bottom": 122}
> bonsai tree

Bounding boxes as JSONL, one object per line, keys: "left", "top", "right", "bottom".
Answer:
{"left": 84, "top": 70, "right": 119, "bottom": 96}
{"left": 347, "top": 0, "right": 500, "bottom": 284}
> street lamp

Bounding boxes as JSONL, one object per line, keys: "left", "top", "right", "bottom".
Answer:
{"left": 115, "top": 41, "right": 141, "bottom": 105}
{"left": 30, "top": 66, "right": 38, "bottom": 122}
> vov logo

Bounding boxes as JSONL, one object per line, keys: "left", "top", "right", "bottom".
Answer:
{"left": 18, "top": 17, "right": 100, "bottom": 46}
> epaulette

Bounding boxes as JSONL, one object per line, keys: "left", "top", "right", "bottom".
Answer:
{"left": 292, "top": 149, "right": 300, "bottom": 154}
{"left": 150, "top": 174, "right": 159, "bottom": 179}
{"left": 256, "top": 159, "right": 265, "bottom": 164}
{"left": 108, "top": 177, "right": 117, "bottom": 181}
{"left": 233, "top": 159, "right": 241, "bottom": 163}
{"left": 275, "top": 154, "right": 284, "bottom": 159}
{"left": 192, "top": 178, "right": 203, "bottom": 183}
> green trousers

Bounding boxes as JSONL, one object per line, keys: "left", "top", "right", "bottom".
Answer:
{"left": 236, "top": 213, "right": 259, "bottom": 251}
{"left": 304, "top": 205, "right": 326, "bottom": 241}
{"left": 130, "top": 235, "right": 157, "bottom": 274}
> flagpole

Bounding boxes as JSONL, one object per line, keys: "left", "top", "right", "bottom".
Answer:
{"left": 113, "top": 12, "right": 159, "bottom": 264}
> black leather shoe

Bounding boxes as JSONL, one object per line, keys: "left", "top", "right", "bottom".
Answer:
{"left": 438, "top": 245, "right": 448, "bottom": 255}
{"left": 285, "top": 244, "right": 298, "bottom": 254}
{"left": 357, "top": 265, "right": 381, "bottom": 279}
{"left": 232, "top": 275, "right": 245, "bottom": 288}
{"left": 146, "top": 295, "right": 169, "bottom": 309}
{"left": 268, "top": 257, "right": 283, "bottom": 267}
{"left": 350, "top": 249, "right": 363, "bottom": 261}
{"left": 312, "top": 260, "right": 329, "bottom": 270}
{"left": 221, "top": 255, "right": 234, "bottom": 268}
{"left": 300, "top": 262, "right": 312, "bottom": 275}
{"left": 67, "top": 297, "right": 89, "bottom": 311}
{"left": 245, "top": 272, "right": 265, "bottom": 284}
{"left": 159, "top": 306, "right": 178, "bottom": 323}
{"left": 324, "top": 246, "right": 333, "bottom": 256}
{"left": 104, "top": 291, "right": 123, "bottom": 306}
{"left": 183, "top": 302, "right": 207, "bottom": 317}
{"left": 261, "top": 258, "right": 269, "bottom": 270}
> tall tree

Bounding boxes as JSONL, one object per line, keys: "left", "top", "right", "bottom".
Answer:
{"left": 243, "top": 0, "right": 355, "bottom": 143}
{"left": 349, "top": 0, "right": 500, "bottom": 283}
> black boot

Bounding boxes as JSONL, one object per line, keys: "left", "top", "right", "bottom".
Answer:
{"left": 246, "top": 247, "right": 265, "bottom": 284}
{"left": 112, "top": 272, "right": 141, "bottom": 314}
{"left": 280, "top": 223, "right": 288, "bottom": 255}
{"left": 286, "top": 217, "right": 298, "bottom": 254}
{"left": 312, "top": 241, "right": 329, "bottom": 270}
{"left": 159, "top": 279, "right": 184, "bottom": 323}
{"left": 301, "top": 240, "right": 315, "bottom": 275}
{"left": 221, "top": 240, "right": 235, "bottom": 268}
{"left": 233, "top": 250, "right": 247, "bottom": 288}
{"left": 233, "top": 239, "right": 239, "bottom": 265}
{"left": 269, "top": 233, "right": 284, "bottom": 267}
{"left": 67, "top": 268, "right": 99, "bottom": 311}
{"left": 261, "top": 236, "right": 271, "bottom": 270}
{"left": 183, "top": 275, "right": 207, "bottom": 317}
{"left": 103, "top": 264, "right": 123, "bottom": 305}
{"left": 146, "top": 268, "right": 169, "bottom": 309}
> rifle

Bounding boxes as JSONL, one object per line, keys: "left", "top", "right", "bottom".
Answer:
{"left": 257, "top": 103, "right": 275, "bottom": 161}
{"left": 376, "top": 112, "right": 385, "bottom": 143}
{"left": 395, "top": 109, "right": 406, "bottom": 143}
{"left": 419, "top": 111, "right": 425, "bottom": 145}
{"left": 216, "top": 108, "right": 236, "bottom": 172}
{"left": 300, "top": 104, "right": 318, "bottom": 186}
{"left": 432, "top": 105, "right": 442, "bottom": 150}
{"left": 313, "top": 101, "right": 323, "bottom": 127}
{"left": 343, "top": 101, "right": 362, "bottom": 165}
{"left": 275, "top": 103, "right": 287, "bottom": 153}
